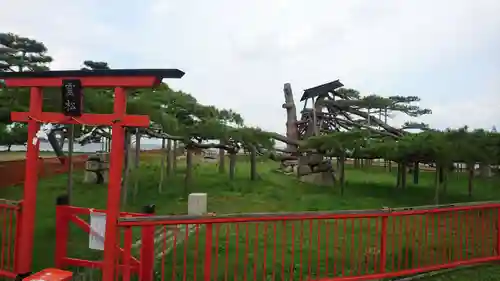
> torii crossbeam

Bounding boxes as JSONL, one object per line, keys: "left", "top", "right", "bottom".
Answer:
{"left": 0, "top": 69, "right": 184, "bottom": 280}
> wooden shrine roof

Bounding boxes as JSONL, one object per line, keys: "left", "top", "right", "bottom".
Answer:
{"left": 300, "top": 80, "right": 343, "bottom": 101}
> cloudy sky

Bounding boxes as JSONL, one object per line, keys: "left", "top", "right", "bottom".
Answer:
{"left": 1, "top": 0, "right": 499, "bottom": 135}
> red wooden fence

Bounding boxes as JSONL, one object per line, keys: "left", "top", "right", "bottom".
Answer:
{"left": 0, "top": 149, "right": 168, "bottom": 189}
{"left": 0, "top": 155, "right": 89, "bottom": 188}
{"left": 113, "top": 202, "right": 500, "bottom": 281}
{"left": 0, "top": 200, "right": 20, "bottom": 279}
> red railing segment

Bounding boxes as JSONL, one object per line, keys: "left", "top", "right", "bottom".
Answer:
{"left": 54, "top": 205, "right": 151, "bottom": 276}
{"left": 0, "top": 200, "right": 21, "bottom": 279}
{"left": 116, "top": 202, "right": 500, "bottom": 281}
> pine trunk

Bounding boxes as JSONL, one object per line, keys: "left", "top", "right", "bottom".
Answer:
{"left": 439, "top": 166, "right": 444, "bottom": 183}
{"left": 121, "top": 131, "right": 130, "bottom": 206}
{"left": 283, "top": 83, "right": 299, "bottom": 154}
{"left": 184, "top": 147, "right": 193, "bottom": 196}
{"left": 396, "top": 163, "right": 401, "bottom": 188}
{"left": 166, "top": 138, "right": 173, "bottom": 176}
{"left": 250, "top": 145, "right": 257, "bottom": 181}
{"left": 219, "top": 140, "right": 226, "bottom": 173}
{"left": 172, "top": 141, "right": 177, "bottom": 173}
{"left": 401, "top": 163, "right": 407, "bottom": 189}
{"left": 442, "top": 167, "right": 448, "bottom": 195}
{"left": 468, "top": 164, "right": 474, "bottom": 197}
{"left": 413, "top": 162, "right": 419, "bottom": 185}
{"left": 158, "top": 138, "right": 166, "bottom": 193}
{"left": 339, "top": 152, "right": 346, "bottom": 196}
{"left": 229, "top": 152, "right": 237, "bottom": 180}
{"left": 434, "top": 166, "right": 441, "bottom": 204}
{"left": 132, "top": 130, "right": 141, "bottom": 200}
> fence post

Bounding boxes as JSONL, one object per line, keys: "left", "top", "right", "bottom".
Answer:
{"left": 497, "top": 208, "right": 500, "bottom": 256}
{"left": 379, "top": 215, "right": 388, "bottom": 273}
{"left": 139, "top": 205, "right": 155, "bottom": 281}
{"left": 54, "top": 195, "right": 70, "bottom": 269}
{"left": 122, "top": 227, "right": 133, "bottom": 281}
{"left": 204, "top": 223, "right": 213, "bottom": 281}
{"left": 13, "top": 202, "right": 23, "bottom": 275}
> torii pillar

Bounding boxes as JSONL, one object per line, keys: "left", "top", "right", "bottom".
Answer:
{"left": 0, "top": 69, "right": 184, "bottom": 280}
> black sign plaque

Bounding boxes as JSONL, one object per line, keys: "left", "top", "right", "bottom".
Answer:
{"left": 61, "top": 79, "right": 83, "bottom": 116}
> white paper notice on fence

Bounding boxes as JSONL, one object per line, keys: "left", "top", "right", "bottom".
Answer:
{"left": 89, "top": 211, "right": 106, "bottom": 250}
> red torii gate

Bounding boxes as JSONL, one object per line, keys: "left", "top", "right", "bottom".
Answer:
{"left": 0, "top": 69, "right": 184, "bottom": 280}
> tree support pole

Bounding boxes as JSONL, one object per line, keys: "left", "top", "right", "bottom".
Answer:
{"left": 66, "top": 124, "right": 74, "bottom": 203}
{"left": 122, "top": 130, "right": 131, "bottom": 206}
{"left": 133, "top": 129, "right": 140, "bottom": 200}
{"left": 158, "top": 138, "right": 166, "bottom": 193}
{"left": 166, "top": 138, "right": 173, "bottom": 176}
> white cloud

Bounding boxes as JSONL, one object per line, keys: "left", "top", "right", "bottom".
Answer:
{"left": 1, "top": 0, "right": 499, "bottom": 135}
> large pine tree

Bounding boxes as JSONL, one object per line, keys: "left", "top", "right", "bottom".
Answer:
{"left": 0, "top": 33, "right": 53, "bottom": 72}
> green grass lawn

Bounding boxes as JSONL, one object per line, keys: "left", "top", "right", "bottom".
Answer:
{"left": 0, "top": 157, "right": 499, "bottom": 280}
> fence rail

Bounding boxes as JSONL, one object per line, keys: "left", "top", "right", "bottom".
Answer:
{"left": 117, "top": 202, "right": 500, "bottom": 281}
{"left": 0, "top": 149, "right": 167, "bottom": 189}
{"left": 0, "top": 155, "right": 88, "bottom": 188}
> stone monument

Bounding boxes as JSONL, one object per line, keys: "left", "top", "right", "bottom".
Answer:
{"left": 83, "top": 151, "right": 110, "bottom": 184}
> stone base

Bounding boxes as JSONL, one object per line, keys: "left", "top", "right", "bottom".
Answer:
{"left": 83, "top": 171, "right": 109, "bottom": 184}
{"left": 475, "top": 164, "right": 494, "bottom": 177}
{"left": 83, "top": 152, "right": 110, "bottom": 184}
{"left": 299, "top": 172, "right": 335, "bottom": 186}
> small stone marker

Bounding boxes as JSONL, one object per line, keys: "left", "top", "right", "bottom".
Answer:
{"left": 188, "top": 193, "right": 207, "bottom": 215}
{"left": 89, "top": 211, "right": 106, "bottom": 250}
